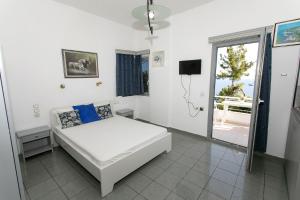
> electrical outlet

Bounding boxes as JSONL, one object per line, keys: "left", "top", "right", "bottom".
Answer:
{"left": 33, "top": 104, "right": 40, "bottom": 118}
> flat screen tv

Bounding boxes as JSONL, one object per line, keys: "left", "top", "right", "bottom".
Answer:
{"left": 179, "top": 59, "right": 201, "bottom": 75}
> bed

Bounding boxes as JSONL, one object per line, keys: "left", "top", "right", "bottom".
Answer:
{"left": 50, "top": 101, "right": 172, "bottom": 197}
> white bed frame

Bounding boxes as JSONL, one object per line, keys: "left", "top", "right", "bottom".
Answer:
{"left": 50, "top": 103, "right": 172, "bottom": 197}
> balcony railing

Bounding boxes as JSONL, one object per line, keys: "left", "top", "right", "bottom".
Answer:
{"left": 214, "top": 96, "right": 252, "bottom": 114}
{"left": 214, "top": 96, "right": 253, "bottom": 126}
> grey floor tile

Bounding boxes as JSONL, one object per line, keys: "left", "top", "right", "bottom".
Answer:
{"left": 199, "top": 190, "right": 225, "bottom": 200}
{"left": 184, "top": 170, "right": 210, "bottom": 188}
{"left": 166, "top": 162, "right": 191, "bottom": 178}
{"left": 105, "top": 184, "right": 137, "bottom": 200}
{"left": 173, "top": 144, "right": 189, "bottom": 154}
{"left": 124, "top": 172, "right": 152, "bottom": 193}
{"left": 70, "top": 187, "right": 102, "bottom": 200}
{"left": 263, "top": 186, "right": 289, "bottom": 200}
{"left": 152, "top": 156, "right": 174, "bottom": 169}
{"left": 183, "top": 148, "right": 204, "bottom": 160}
{"left": 155, "top": 171, "right": 181, "bottom": 190}
{"left": 25, "top": 190, "right": 31, "bottom": 200}
{"left": 264, "top": 174, "right": 287, "bottom": 192}
{"left": 212, "top": 168, "right": 237, "bottom": 186}
{"left": 264, "top": 162, "right": 285, "bottom": 179}
{"left": 235, "top": 176, "right": 264, "bottom": 195}
{"left": 46, "top": 161, "right": 74, "bottom": 177}
{"left": 231, "top": 187, "right": 263, "bottom": 200}
{"left": 236, "top": 170, "right": 264, "bottom": 184}
{"left": 217, "top": 160, "right": 241, "bottom": 175}
{"left": 192, "top": 161, "right": 217, "bottom": 176}
{"left": 27, "top": 179, "right": 58, "bottom": 200}
{"left": 165, "top": 151, "right": 182, "bottom": 161}
{"left": 23, "top": 169, "right": 52, "bottom": 188}
{"left": 22, "top": 160, "right": 51, "bottom": 188}
{"left": 139, "top": 164, "right": 165, "bottom": 180}
{"left": 176, "top": 155, "right": 198, "bottom": 168}
{"left": 222, "top": 150, "right": 245, "bottom": 166}
{"left": 36, "top": 189, "right": 67, "bottom": 200}
{"left": 173, "top": 179, "right": 203, "bottom": 200}
{"left": 141, "top": 182, "right": 170, "bottom": 200}
{"left": 209, "top": 143, "right": 228, "bottom": 152}
{"left": 53, "top": 168, "right": 83, "bottom": 187}
{"left": 165, "top": 192, "right": 185, "bottom": 200}
{"left": 61, "top": 177, "right": 90, "bottom": 198}
{"left": 133, "top": 194, "right": 147, "bottom": 200}
{"left": 205, "top": 149, "right": 226, "bottom": 160}
{"left": 199, "top": 154, "right": 221, "bottom": 166}
{"left": 205, "top": 178, "right": 234, "bottom": 200}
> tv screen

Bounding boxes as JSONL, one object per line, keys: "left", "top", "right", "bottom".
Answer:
{"left": 179, "top": 59, "right": 201, "bottom": 75}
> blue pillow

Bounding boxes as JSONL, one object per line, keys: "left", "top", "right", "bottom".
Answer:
{"left": 73, "top": 104, "right": 101, "bottom": 124}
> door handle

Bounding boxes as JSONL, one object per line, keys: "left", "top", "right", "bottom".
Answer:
{"left": 259, "top": 99, "right": 264, "bottom": 104}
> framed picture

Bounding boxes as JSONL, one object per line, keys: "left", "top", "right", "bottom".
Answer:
{"left": 152, "top": 51, "right": 165, "bottom": 67}
{"left": 62, "top": 49, "right": 99, "bottom": 78}
{"left": 273, "top": 18, "right": 300, "bottom": 47}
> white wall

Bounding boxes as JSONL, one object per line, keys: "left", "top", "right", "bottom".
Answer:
{"left": 267, "top": 47, "right": 300, "bottom": 157}
{"left": 134, "top": 29, "right": 172, "bottom": 127}
{"left": 135, "top": 0, "right": 300, "bottom": 158}
{"left": 0, "top": 0, "right": 137, "bottom": 131}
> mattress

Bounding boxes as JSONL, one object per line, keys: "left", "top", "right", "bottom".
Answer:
{"left": 54, "top": 116, "right": 168, "bottom": 167}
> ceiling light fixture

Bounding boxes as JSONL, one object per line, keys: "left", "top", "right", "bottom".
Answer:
{"left": 148, "top": 10, "right": 155, "bottom": 20}
{"left": 132, "top": 0, "right": 171, "bottom": 36}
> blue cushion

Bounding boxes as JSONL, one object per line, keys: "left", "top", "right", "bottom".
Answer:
{"left": 73, "top": 104, "right": 101, "bottom": 124}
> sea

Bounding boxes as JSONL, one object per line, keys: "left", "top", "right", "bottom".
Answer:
{"left": 215, "top": 79, "right": 254, "bottom": 97}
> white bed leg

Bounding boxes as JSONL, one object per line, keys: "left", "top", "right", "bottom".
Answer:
{"left": 101, "top": 181, "right": 114, "bottom": 197}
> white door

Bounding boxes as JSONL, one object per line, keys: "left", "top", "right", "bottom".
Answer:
{"left": 0, "top": 66, "right": 21, "bottom": 200}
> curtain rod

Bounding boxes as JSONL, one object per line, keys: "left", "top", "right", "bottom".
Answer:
{"left": 115, "top": 49, "right": 150, "bottom": 55}
{"left": 208, "top": 25, "right": 273, "bottom": 44}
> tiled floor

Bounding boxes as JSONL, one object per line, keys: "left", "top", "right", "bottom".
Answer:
{"left": 213, "top": 122, "right": 249, "bottom": 147}
{"left": 20, "top": 129, "right": 288, "bottom": 200}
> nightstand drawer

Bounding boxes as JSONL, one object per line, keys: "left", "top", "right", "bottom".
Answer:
{"left": 22, "top": 130, "right": 50, "bottom": 143}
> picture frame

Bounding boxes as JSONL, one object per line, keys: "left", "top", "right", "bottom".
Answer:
{"left": 152, "top": 51, "right": 165, "bottom": 67}
{"left": 273, "top": 18, "right": 300, "bottom": 47}
{"left": 62, "top": 49, "right": 99, "bottom": 78}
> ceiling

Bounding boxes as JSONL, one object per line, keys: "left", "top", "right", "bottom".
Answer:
{"left": 52, "top": 0, "right": 214, "bottom": 27}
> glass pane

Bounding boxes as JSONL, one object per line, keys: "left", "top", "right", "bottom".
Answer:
{"left": 212, "top": 42, "right": 259, "bottom": 147}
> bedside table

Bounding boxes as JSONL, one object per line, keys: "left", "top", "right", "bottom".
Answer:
{"left": 17, "top": 126, "right": 53, "bottom": 161}
{"left": 116, "top": 109, "right": 134, "bottom": 119}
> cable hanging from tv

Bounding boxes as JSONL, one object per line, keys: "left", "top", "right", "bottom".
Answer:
{"left": 180, "top": 75, "right": 202, "bottom": 118}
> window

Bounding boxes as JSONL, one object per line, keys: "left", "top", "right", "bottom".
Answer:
{"left": 116, "top": 50, "right": 149, "bottom": 97}
{"left": 141, "top": 54, "right": 149, "bottom": 95}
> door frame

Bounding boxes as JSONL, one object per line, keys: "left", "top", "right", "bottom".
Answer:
{"left": 207, "top": 28, "right": 267, "bottom": 171}
{"left": 0, "top": 46, "right": 25, "bottom": 200}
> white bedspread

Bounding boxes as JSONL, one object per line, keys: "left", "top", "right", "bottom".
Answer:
{"left": 54, "top": 116, "right": 168, "bottom": 167}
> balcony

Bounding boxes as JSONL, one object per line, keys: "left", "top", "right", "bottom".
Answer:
{"left": 213, "top": 96, "right": 252, "bottom": 147}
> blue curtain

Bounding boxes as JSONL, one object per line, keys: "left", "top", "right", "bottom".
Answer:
{"left": 254, "top": 33, "right": 272, "bottom": 152}
{"left": 116, "top": 54, "right": 144, "bottom": 97}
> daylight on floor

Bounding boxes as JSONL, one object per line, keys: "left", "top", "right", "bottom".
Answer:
{"left": 213, "top": 43, "right": 259, "bottom": 147}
